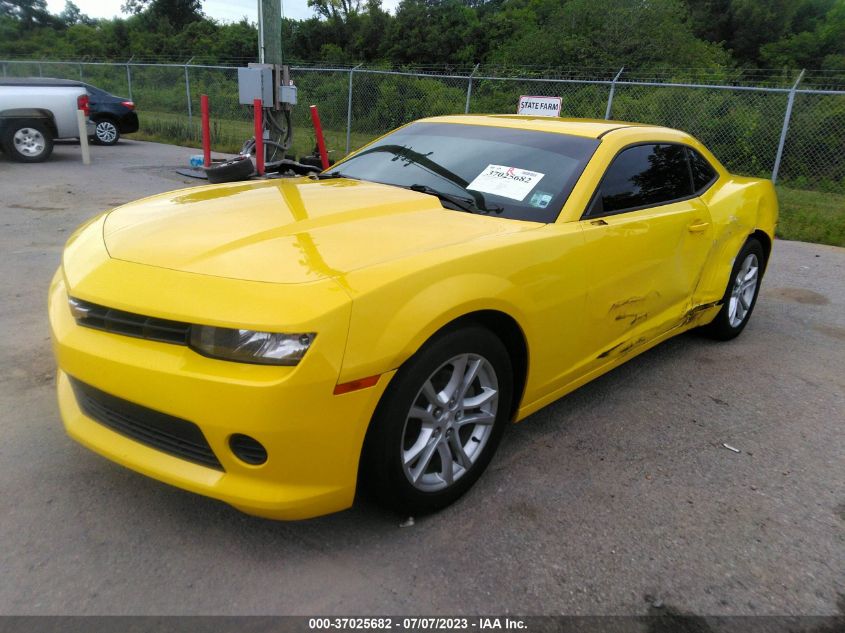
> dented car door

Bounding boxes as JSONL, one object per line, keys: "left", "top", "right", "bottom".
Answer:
{"left": 577, "top": 143, "right": 714, "bottom": 362}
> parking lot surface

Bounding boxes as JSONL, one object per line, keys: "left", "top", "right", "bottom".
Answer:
{"left": 1, "top": 141, "right": 843, "bottom": 616}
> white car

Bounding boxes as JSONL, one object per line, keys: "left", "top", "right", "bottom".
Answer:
{"left": 0, "top": 77, "right": 95, "bottom": 162}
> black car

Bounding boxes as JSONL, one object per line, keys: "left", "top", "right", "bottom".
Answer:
{"left": 84, "top": 83, "right": 139, "bottom": 145}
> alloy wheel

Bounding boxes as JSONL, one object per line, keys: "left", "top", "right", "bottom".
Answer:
{"left": 95, "top": 121, "right": 118, "bottom": 144}
{"left": 728, "top": 252, "right": 759, "bottom": 328}
{"left": 400, "top": 353, "right": 498, "bottom": 492}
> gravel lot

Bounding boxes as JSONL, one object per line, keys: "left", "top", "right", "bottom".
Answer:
{"left": 0, "top": 140, "right": 843, "bottom": 618}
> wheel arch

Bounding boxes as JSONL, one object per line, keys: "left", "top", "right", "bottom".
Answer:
{"left": 750, "top": 229, "right": 772, "bottom": 272}
{"left": 91, "top": 112, "right": 119, "bottom": 124}
{"left": 418, "top": 309, "right": 528, "bottom": 422}
{"left": 356, "top": 307, "right": 529, "bottom": 507}
{"left": 0, "top": 109, "right": 58, "bottom": 136}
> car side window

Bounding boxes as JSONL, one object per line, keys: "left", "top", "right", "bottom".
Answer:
{"left": 588, "top": 143, "right": 694, "bottom": 216}
{"left": 687, "top": 147, "right": 718, "bottom": 192}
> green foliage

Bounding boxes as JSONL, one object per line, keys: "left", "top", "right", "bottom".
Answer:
{"left": 386, "top": 0, "right": 481, "bottom": 65}
{"left": 2, "top": 0, "right": 844, "bottom": 71}
{"left": 1, "top": 0, "right": 57, "bottom": 29}
{"left": 490, "top": 0, "right": 728, "bottom": 70}
{"left": 683, "top": 0, "right": 842, "bottom": 68}
{"left": 121, "top": 0, "right": 202, "bottom": 29}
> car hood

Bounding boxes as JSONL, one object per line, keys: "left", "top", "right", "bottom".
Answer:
{"left": 102, "top": 177, "right": 536, "bottom": 284}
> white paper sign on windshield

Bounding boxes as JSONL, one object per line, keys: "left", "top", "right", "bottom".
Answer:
{"left": 467, "top": 164, "right": 545, "bottom": 201}
{"left": 517, "top": 95, "right": 562, "bottom": 117}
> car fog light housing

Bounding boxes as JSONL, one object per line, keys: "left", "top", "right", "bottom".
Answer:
{"left": 189, "top": 326, "right": 315, "bottom": 365}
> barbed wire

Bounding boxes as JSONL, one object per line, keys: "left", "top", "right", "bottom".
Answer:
{"left": 2, "top": 54, "right": 844, "bottom": 89}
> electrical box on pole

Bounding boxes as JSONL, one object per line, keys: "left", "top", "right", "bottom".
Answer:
{"left": 238, "top": 67, "right": 273, "bottom": 105}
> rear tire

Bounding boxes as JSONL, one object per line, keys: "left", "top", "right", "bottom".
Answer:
{"left": 361, "top": 326, "right": 513, "bottom": 516}
{"left": 2, "top": 119, "right": 54, "bottom": 163}
{"left": 93, "top": 119, "right": 120, "bottom": 145}
{"left": 701, "top": 237, "right": 765, "bottom": 340}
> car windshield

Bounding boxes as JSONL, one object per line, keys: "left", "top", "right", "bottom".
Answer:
{"left": 329, "top": 122, "right": 600, "bottom": 222}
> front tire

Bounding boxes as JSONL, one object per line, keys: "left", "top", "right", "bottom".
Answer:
{"left": 361, "top": 326, "right": 513, "bottom": 516}
{"left": 93, "top": 119, "right": 120, "bottom": 145}
{"left": 2, "top": 119, "right": 54, "bottom": 162}
{"left": 702, "top": 237, "right": 765, "bottom": 340}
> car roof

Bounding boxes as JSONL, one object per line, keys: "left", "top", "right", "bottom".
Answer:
{"left": 0, "top": 76, "right": 85, "bottom": 87}
{"left": 418, "top": 114, "right": 679, "bottom": 140}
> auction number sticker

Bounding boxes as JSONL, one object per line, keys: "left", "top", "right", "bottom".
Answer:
{"left": 467, "top": 164, "right": 544, "bottom": 201}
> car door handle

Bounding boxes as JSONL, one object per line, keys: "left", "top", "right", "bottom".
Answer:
{"left": 688, "top": 220, "right": 710, "bottom": 233}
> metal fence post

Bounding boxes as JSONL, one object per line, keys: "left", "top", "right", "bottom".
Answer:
{"left": 346, "top": 63, "right": 363, "bottom": 156}
{"left": 465, "top": 63, "right": 480, "bottom": 114}
{"left": 771, "top": 69, "right": 805, "bottom": 184}
{"left": 126, "top": 56, "right": 134, "bottom": 101}
{"left": 185, "top": 57, "right": 194, "bottom": 123}
{"left": 38, "top": 62, "right": 43, "bottom": 77}
{"left": 79, "top": 63, "right": 83, "bottom": 81}
{"left": 605, "top": 67, "right": 624, "bottom": 120}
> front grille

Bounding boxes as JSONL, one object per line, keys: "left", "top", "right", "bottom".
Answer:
{"left": 69, "top": 297, "right": 191, "bottom": 345}
{"left": 69, "top": 377, "right": 223, "bottom": 471}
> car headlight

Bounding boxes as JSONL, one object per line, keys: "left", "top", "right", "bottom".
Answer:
{"left": 189, "top": 326, "right": 315, "bottom": 366}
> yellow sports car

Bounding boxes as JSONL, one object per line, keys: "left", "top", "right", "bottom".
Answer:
{"left": 49, "top": 115, "right": 777, "bottom": 520}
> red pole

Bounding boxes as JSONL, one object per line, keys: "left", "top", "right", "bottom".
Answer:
{"left": 200, "top": 94, "right": 211, "bottom": 168}
{"left": 309, "top": 104, "right": 330, "bottom": 170}
{"left": 253, "top": 98, "right": 264, "bottom": 176}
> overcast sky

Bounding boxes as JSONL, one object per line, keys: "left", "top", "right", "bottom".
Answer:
{"left": 44, "top": 0, "right": 399, "bottom": 23}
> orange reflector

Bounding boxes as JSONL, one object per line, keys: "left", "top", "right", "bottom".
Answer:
{"left": 333, "top": 375, "right": 380, "bottom": 395}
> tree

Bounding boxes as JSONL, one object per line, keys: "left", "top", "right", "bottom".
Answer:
{"left": 0, "top": 0, "right": 55, "bottom": 28}
{"left": 59, "top": 0, "right": 94, "bottom": 26}
{"left": 682, "top": 0, "right": 838, "bottom": 66}
{"left": 121, "top": 0, "right": 202, "bottom": 29}
{"left": 59, "top": 0, "right": 80, "bottom": 24}
{"left": 487, "top": 0, "right": 728, "bottom": 70}
{"left": 307, "top": 0, "right": 362, "bottom": 21}
{"left": 760, "top": 0, "right": 845, "bottom": 69}
{"left": 351, "top": 0, "right": 390, "bottom": 60}
{"left": 386, "top": 0, "right": 482, "bottom": 64}
{"left": 683, "top": 0, "right": 733, "bottom": 45}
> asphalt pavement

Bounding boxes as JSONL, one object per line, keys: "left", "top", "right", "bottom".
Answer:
{"left": 0, "top": 140, "right": 842, "bottom": 617}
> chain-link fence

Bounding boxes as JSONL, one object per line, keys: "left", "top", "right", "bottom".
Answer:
{"left": 2, "top": 60, "right": 844, "bottom": 194}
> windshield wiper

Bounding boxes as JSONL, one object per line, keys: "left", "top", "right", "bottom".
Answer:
{"left": 316, "top": 170, "right": 356, "bottom": 180}
{"left": 409, "top": 184, "right": 475, "bottom": 213}
{"left": 409, "top": 184, "right": 502, "bottom": 215}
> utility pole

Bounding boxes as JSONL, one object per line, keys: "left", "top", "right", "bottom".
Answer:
{"left": 258, "top": 0, "right": 283, "bottom": 64}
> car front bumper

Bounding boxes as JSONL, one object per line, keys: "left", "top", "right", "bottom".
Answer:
{"left": 49, "top": 267, "right": 393, "bottom": 520}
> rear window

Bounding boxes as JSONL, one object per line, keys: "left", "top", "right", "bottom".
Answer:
{"left": 688, "top": 148, "right": 718, "bottom": 192}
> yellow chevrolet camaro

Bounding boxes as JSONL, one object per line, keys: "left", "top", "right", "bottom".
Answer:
{"left": 49, "top": 115, "right": 778, "bottom": 519}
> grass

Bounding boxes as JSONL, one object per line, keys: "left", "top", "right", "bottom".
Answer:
{"left": 776, "top": 185, "right": 845, "bottom": 247}
{"left": 126, "top": 111, "right": 845, "bottom": 248}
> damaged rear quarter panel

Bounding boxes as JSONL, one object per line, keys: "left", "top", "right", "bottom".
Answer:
{"left": 694, "top": 176, "right": 778, "bottom": 307}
